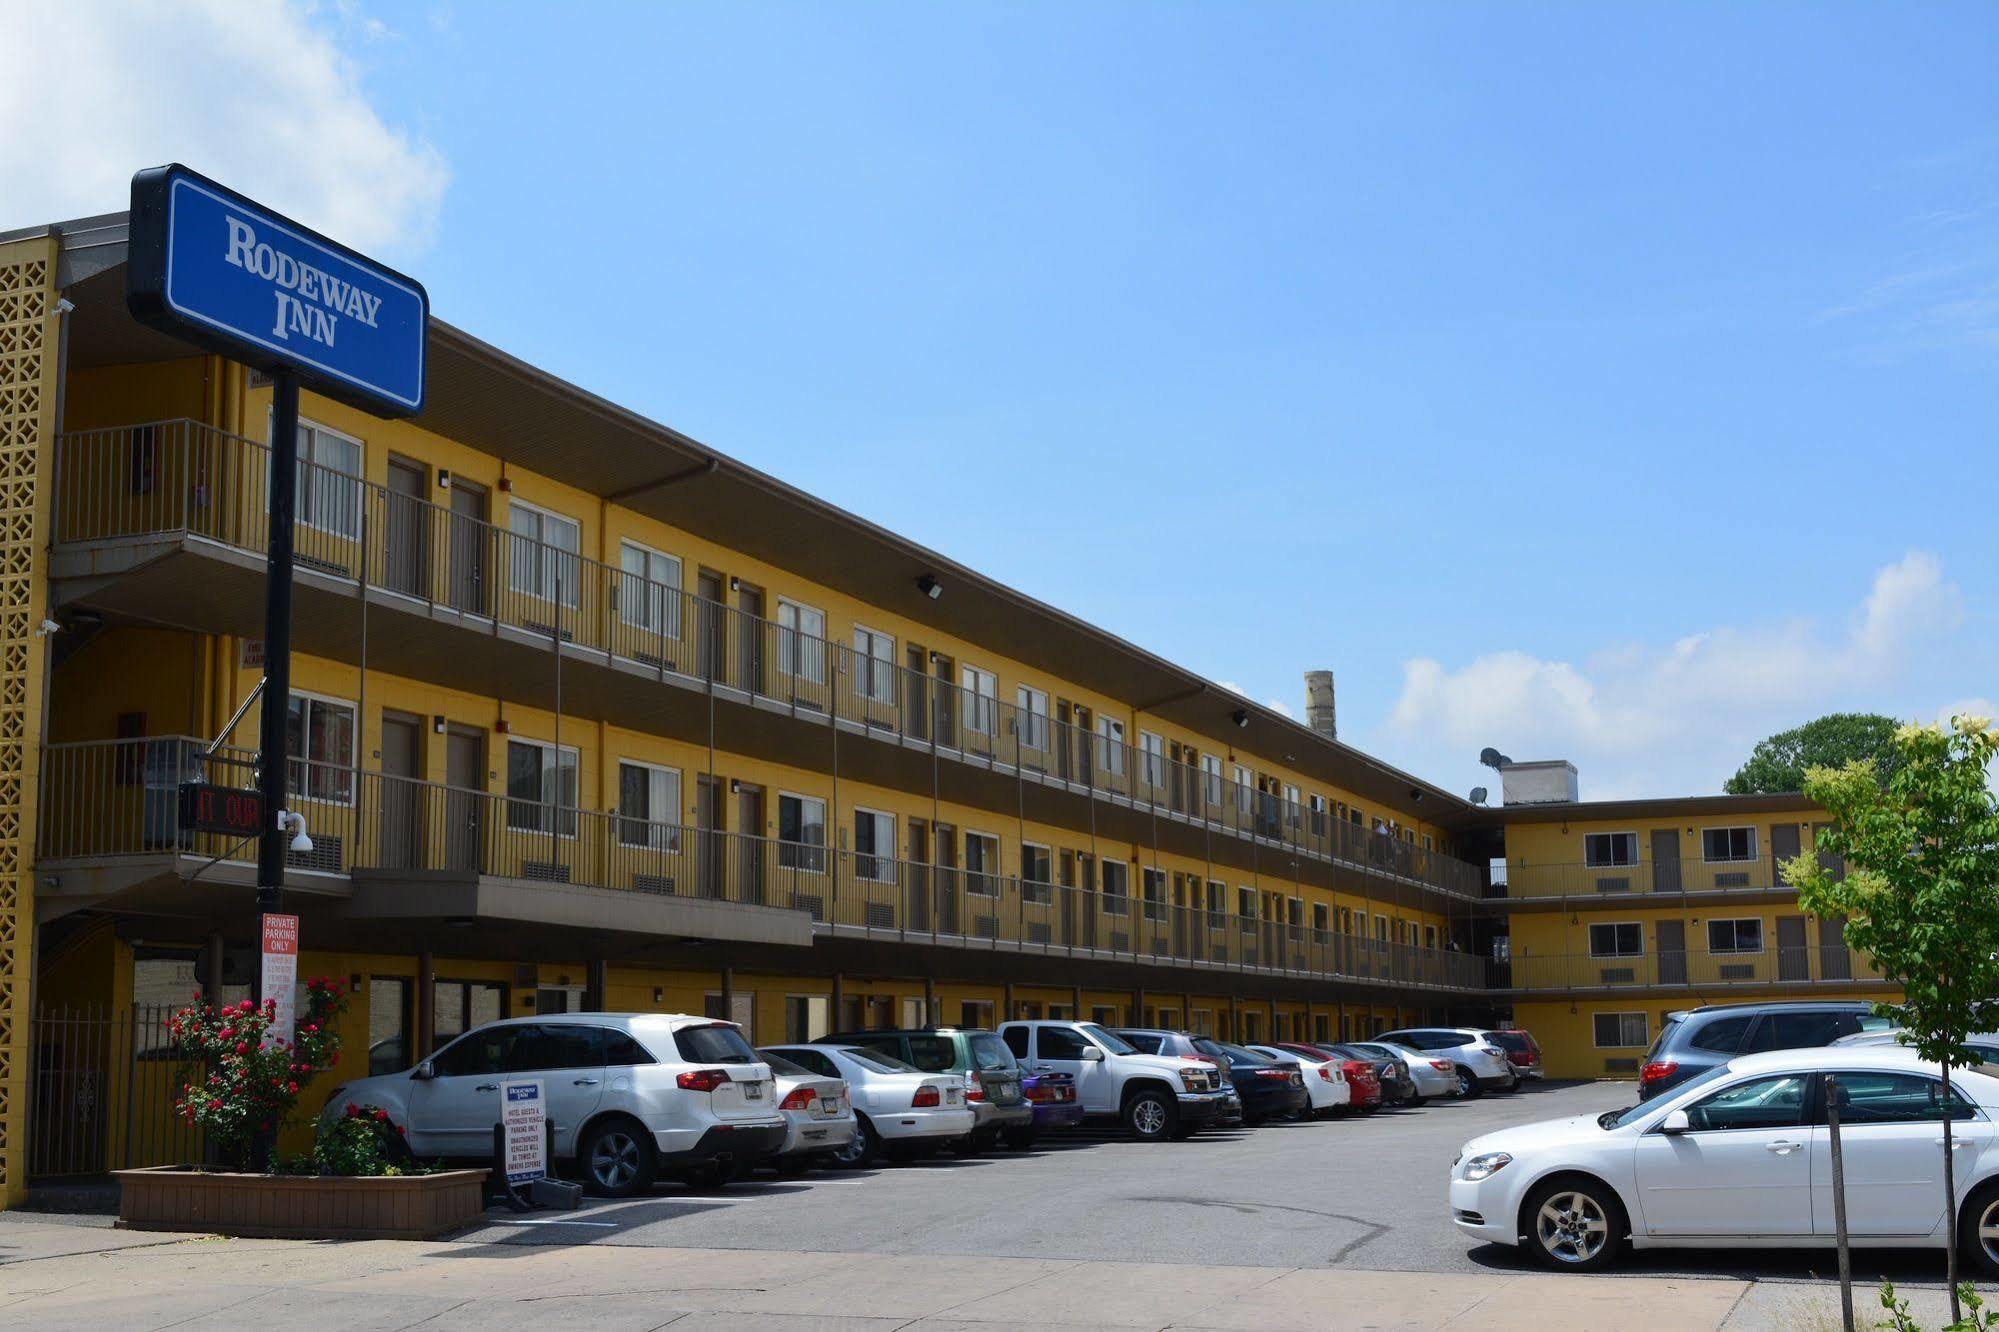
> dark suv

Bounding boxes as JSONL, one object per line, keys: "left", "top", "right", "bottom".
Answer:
{"left": 821, "top": 1027, "right": 1033, "bottom": 1150}
{"left": 1638, "top": 1001, "right": 1894, "bottom": 1099}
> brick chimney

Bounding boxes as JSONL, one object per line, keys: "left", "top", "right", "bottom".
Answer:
{"left": 1304, "top": 670, "right": 1337, "bottom": 740}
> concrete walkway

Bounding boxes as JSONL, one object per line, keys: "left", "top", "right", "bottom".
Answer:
{"left": 0, "top": 1212, "right": 1964, "bottom": 1330}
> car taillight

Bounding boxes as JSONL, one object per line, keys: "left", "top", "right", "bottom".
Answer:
{"left": 1640, "top": 1059, "right": 1678, "bottom": 1086}
{"left": 779, "top": 1085, "right": 817, "bottom": 1111}
{"left": 1507, "top": 1050, "right": 1534, "bottom": 1065}
{"left": 1318, "top": 1066, "right": 1334, "bottom": 1081}
{"left": 1253, "top": 1067, "right": 1291, "bottom": 1080}
{"left": 963, "top": 1071, "right": 985, "bottom": 1102}
{"left": 912, "top": 1084, "right": 942, "bottom": 1108}
{"left": 1429, "top": 1060, "right": 1453, "bottom": 1072}
{"left": 677, "top": 1068, "right": 731, "bottom": 1092}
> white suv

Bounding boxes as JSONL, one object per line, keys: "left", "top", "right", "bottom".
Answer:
{"left": 319, "top": 1013, "right": 788, "bottom": 1195}
{"left": 1377, "top": 1027, "right": 1520, "bottom": 1098}
{"left": 997, "top": 1020, "right": 1231, "bottom": 1141}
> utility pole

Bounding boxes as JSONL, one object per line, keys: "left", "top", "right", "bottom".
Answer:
{"left": 254, "top": 372, "right": 299, "bottom": 940}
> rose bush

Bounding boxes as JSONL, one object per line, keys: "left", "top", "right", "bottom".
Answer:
{"left": 166, "top": 975, "right": 348, "bottom": 1171}
{"left": 313, "top": 1103, "right": 413, "bottom": 1177}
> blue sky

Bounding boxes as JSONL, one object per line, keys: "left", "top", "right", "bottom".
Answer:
{"left": 11, "top": 2, "right": 1996, "bottom": 798}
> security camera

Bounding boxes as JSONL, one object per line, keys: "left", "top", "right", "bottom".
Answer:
{"left": 36, "top": 619, "right": 61, "bottom": 637}
{"left": 278, "top": 809, "right": 314, "bottom": 854}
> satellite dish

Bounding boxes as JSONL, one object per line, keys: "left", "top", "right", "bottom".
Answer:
{"left": 1469, "top": 786, "right": 1489, "bottom": 805}
{"left": 1478, "top": 747, "right": 1510, "bottom": 770}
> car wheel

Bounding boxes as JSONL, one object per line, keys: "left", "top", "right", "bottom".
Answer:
{"left": 581, "top": 1119, "right": 657, "bottom": 1197}
{"left": 1455, "top": 1065, "right": 1482, "bottom": 1099}
{"left": 1406, "top": 1094, "right": 1427, "bottom": 1108}
{"left": 1523, "top": 1178, "right": 1624, "bottom": 1273}
{"left": 1961, "top": 1181, "right": 1999, "bottom": 1279}
{"left": 1123, "top": 1087, "right": 1177, "bottom": 1142}
{"left": 829, "top": 1115, "right": 879, "bottom": 1169}
{"left": 999, "top": 1129, "right": 1038, "bottom": 1151}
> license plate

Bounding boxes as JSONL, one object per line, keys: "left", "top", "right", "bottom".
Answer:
{"left": 819, "top": 1098, "right": 838, "bottom": 1114}
{"left": 745, "top": 1081, "right": 763, "bottom": 1100}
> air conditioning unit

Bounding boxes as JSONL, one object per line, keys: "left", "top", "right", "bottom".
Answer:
{"left": 632, "top": 873, "right": 675, "bottom": 894}
{"left": 792, "top": 893, "right": 825, "bottom": 921}
{"left": 1716, "top": 872, "right": 1750, "bottom": 888}
{"left": 1604, "top": 1057, "right": 1638, "bottom": 1073}
{"left": 1594, "top": 877, "right": 1631, "bottom": 893}
{"left": 864, "top": 903, "right": 895, "bottom": 929}
{"left": 522, "top": 860, "right": 571, "bottom": 883}
{"left": 1599, "top": 967, "right": 1636, "bottom": 984}
{"left": 1720, "top": 963, "right": 1756, "bottom": 980}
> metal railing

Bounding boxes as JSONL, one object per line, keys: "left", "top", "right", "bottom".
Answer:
{"left": 1504, "top": 946, "right": 1881, "bottom": 992}
{"left": 28, "top": 1004, "right": 202, "bottom": 1177}
{"left": 1497, "top": 857, "right": 1834, "bottom": 900}
{"left": 53, "top": 420, "right": 1485, "bottom": 902}
{"left": 38, "top": 737, "right": 1489, "bottom": 994}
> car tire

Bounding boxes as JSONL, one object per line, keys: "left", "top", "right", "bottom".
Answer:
{"left": 1522, "top": 1177, "right": 1625, "bottom": 1273}
{"left": 1406, "top": 1094, "right": 1427, "bottom": 1108}
{"left": 1455, "top": 1065, "right": 1482, "bottom": 1099}
{"left": 1123, "top": 1087, "right": 1177, "bottom": 1142}
{"left": 580, "top": 1118, "right": 657, "bottom": 1197}
{"left": 1000, "top": 1128, "right": 1038, "bottom": 1151}
{"left": 1961, "top": 1180, "right": 1999, "bottom": 1280}
{"left": 829, "top": 1114, "right": 880, "bottom": 1169}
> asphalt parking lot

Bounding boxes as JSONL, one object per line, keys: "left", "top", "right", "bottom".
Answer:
{"left": 450, "top": 1080, "right": 1954, "bottom": 1285}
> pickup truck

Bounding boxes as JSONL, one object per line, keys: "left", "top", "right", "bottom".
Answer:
{"left": 997, "top": 1020, "right": 1231, "bottom": 1141}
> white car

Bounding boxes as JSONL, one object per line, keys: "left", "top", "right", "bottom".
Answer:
{"left": 318, "top": 1013, "right": 787, "bottom": 1196}
{"left": 1348, "top": 1040, "right": 1460, "bottom": 1102}
{"left": 1378, "top": 1027, "right": 1519, "bottom": 1098}
{"left": 759, "top": 1050, "right": 856, "bottom": 1171}
{"left": 998, "top": 1020, "right": 1233, "bottom": 1141}
{"left": 760, "top": 1044, "right": 973, "bottom": 1167}
{"left": 1450, "top": 1046, "right": 1999, "bottom": 1274}
{"left": 1245, "top": 1044, "right": 1352, "bottom": 1117}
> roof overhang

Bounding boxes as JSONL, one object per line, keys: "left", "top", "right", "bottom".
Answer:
{"left": 38, "top": 210, "right": 1472, "bottom": 823}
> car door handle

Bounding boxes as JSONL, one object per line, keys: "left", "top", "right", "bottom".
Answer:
{"left": 1936, "top": 1138, "right": 1973, "bottom": 1148}
{"left": 1766, "top": 1140, "right": 1802, "bottom": 1154}
{"left": 573, "top": 1077, "right": 600, "bottom": 1087}
{"left": 474, "top": 1083, "right": 498, "bottom": 1092}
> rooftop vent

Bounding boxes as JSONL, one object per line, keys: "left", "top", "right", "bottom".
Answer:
{"left": 1304, "top": 670, "right": 1337, "bottom": 741}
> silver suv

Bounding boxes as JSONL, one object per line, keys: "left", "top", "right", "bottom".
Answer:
{"left": 1375, "top": 1027, "right": 1519, "bottom": 1098}
{"left": 318, "top": 1012, "right": 787, "bottom": 1195}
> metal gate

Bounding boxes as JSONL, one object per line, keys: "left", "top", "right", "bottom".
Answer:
{"left": 29, "top": 1005, "right": 204, "bottom": 1177}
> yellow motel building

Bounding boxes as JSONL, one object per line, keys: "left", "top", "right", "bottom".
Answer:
{"left": 0, "top": 214, "right": 1899, "bottom": 1203}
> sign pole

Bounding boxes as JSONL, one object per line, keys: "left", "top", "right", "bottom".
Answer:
{"left": 255, "top": 370, "right": 300, "bottom": 965}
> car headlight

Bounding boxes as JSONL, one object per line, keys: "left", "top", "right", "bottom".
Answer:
{"left": 1178, "top": 1068, "right": 1207, "bottom": 1091}
{"left": 1462, "top": 1151, "right": 1513, "bottom": 1182}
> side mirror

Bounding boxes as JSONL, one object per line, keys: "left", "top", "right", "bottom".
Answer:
{"left": 1079, "top": 1046, "right": 1105, "bottom": 1062}
{"left": 1660, "top": 1109, "right": 1690, "bottom": 1135}
{"left": 411, "top": 1060, "right": 435, "bottom": 1081}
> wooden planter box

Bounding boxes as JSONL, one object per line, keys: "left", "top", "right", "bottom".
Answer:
{"left": 114, "top": 1166, "right": 489, "bottom": 1240}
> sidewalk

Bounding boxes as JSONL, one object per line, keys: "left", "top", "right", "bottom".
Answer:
{"left": 0, "top": 1212, "right": 1958, "bottom": 1330}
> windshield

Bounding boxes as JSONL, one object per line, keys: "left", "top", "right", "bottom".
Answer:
{"left": 1486, "top": 1032, "right": 1534, "bottom": 1053}
{"left": 837, "top": 1047, "right": 918, "bottom": 1074}
{"left": 1599, "top": 1064, "right": 1733, "bottom": 1128}
{"left": 1219, "top": 1042, "right": 1271, "bottom": 1065}
{"left": 673, "top": 1023, "right": 759, "bottom": 1065}
{"left": 968, "top": 1033, "right": 1017, "bottom": 1072}
{"left": 1081, "top": 1023, "right": 1138, "bottom": 1056}
{"left": 1349, "top": 1043, "right": 1393, "bottom": 1059}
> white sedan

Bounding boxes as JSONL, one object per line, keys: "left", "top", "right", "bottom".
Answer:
{"left": 1244, "top": 1044, "right": 1351, "bottom": 1117}
{"left": 760, "top": 1044, "right": 973, "bottom": 1168}
{"left": 1450, "top": 1046, "right": 1999, "bottom": 1273}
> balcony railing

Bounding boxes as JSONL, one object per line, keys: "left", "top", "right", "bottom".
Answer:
{"left": 53, "top": 420, "right": 1486, "bottom": 901}
{"left": 39, "top": 737, "right": 1488, "bottom": 994}
{"left": 1502, "top": 946, "right": 1881, "bottom": 992}
{"left": 1497, "top": 856, "right": 1829, "bottom": 901}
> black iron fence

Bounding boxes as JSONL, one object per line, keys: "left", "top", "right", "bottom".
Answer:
{"left": 28, "top": 1004, "right": 201, "bottom": 1178}
{"left": 54, "top": 420, "right": 1484, "bottom": 902}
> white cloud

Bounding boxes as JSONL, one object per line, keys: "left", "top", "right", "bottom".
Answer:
{"left": 1217, "top": 679, "right": 1296, "bottom": 721}
{"left": 0, "top": 0, "right": 446, "bottom": 257}
{"left": 1381, "top": 551, "right": 1969, "bottom": 799}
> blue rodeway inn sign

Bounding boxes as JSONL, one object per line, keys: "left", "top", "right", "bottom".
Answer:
{"left": 126, "top": 163, "right": 428, "bottom": 416}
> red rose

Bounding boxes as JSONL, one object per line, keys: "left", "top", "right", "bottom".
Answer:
{"left": 395, "top": 1125, "right": 406, "bottom": 1135}
{"left": 346, "top": 1102, "right": 359, "bottom": 1115}
{"left": 238, "top": 999, "right": 255, "bottom": 1012}
{"left": 207, "top": 1098, "right": 222, "bottom": 1111}
{"left": 285, "top": 1081, "right": 298, "bottom": 1094}
{"left": 235, "top": 1042, "right": 250, "bottom": 1055}
{"left": 218, "top": 1027, "right": 234, "bottom": 1040}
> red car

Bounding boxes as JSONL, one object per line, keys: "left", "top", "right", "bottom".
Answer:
{"left": 1487, "top": 1029, "right": 1544, "bottom": 1082}
{"left": 1275, "top": 1042, "right": 1380, "bottom": 1110}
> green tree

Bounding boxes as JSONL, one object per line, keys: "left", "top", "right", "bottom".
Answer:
{"left": 1725, "top": 712, "right": 1904, "bottom": 794}
{"left": 1782, "top": 714, "right": 1999, "bottom": 1322}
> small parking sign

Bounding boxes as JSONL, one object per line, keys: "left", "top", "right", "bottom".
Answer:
{"left": 501, "top": 1081, "right": 546, "bottom": 1185}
